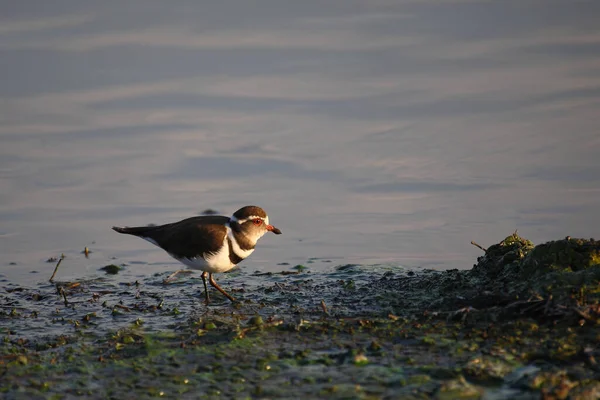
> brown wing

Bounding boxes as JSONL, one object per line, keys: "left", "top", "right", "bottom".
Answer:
{"left": 113, "top": 216, "right": 229, "bottom": 259}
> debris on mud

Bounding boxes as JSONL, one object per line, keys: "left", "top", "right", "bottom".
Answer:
{"left": 100, "top": 264, "right": 122, "bottom": 275}
{"left": 1, "top": 233, "right": 599, "bottom": 399}
{"left": 372, "top": 233, "right": 600, "bottom": 325}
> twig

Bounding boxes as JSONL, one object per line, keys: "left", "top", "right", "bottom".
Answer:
{"left": 470, "top": 241, "right": 487, "bottom": 253}
{"left": 505, "top": 299, "right": 532, "bottom": 309}
{"left": 59, "top": 287, "right": 69, "bottom": 306}
{"left": 237, "top": 319, "right": 283, "bottom": 338}
{"left": 320, "top": 299, "right": 329, "bottom": 315}
{"left": 520, "top": 300, "right": 545, "bottom": 314}
{"left": 544, "top": 295, "right": 553, "bottom": 315}
{"left": 66, "top": 282, "right": 81, "bottom": 290}
{"left": 573, "top": 307, "right": 594, "bottom": 321}
{"left": 49, "top": 254, "right": 65, "bottom": 282}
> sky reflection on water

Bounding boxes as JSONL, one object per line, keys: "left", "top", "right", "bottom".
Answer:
{"left": 1, "top": 1, "right": 599, "bottom": 284}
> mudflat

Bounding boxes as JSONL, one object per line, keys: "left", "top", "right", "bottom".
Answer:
{"left": 2, "top": 233, "right": 599, "bottom": 399}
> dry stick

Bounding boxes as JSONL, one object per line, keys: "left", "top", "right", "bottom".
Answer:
{"left": 573, "top": 307, "right": 594, "bottom": 321}
{"left": 544, "top": 295, "right": 553, "bottom": 315}
{"left": 470, "top": 241, "right": 487, "bottom": 253}
{"left": 520, "top": 300, "right": 545, "bottom": 315}
{"left": 237, "top": 319, "right": 283, "bottom": 338}
{"left": 320, "top": 299, "right": 329, "bottom": 315}
{"left": 59, "top": 287, "right": 69, "bottom": 306}
{"left": 49, "top": 254, "right": 65, "bottom": 282}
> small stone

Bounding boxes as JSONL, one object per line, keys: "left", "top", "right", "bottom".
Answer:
{"left": 101, "top": 264, "right": 121, "bottom": 274}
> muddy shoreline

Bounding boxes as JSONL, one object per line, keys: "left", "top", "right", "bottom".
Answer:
{"left": 2, "top": 234, "right": 600, "bottom": 399}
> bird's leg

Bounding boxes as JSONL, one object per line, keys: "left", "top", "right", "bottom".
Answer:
{"left": 163, "top": 269, "right": 190, "bottom": 284}
{"left": 208, "top": 273, "right": 236, "bottom": 302}
{"left": 201, "top": 271, "right": 210, "bottom": 304}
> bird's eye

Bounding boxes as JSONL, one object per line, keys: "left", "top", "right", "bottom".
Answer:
{"left": 253, "top": 219, "right": 263, "bottom": 225}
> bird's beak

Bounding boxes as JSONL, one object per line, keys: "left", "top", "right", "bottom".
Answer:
{"left": 266, "top": 225, "right": 282, "bottom": 234}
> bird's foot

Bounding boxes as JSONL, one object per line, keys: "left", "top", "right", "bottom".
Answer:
{"left": 163, "top": 269, "right": 192, "bottom": 284}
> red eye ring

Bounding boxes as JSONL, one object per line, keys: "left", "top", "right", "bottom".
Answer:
{"left": 253, "top": 219, "right": 263, "bottom": 225}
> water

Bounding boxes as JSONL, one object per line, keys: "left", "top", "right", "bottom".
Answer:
{"left": 1, "top": 1, "right": 599, "bottom": 285}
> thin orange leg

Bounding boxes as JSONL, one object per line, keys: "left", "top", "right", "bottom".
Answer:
{"left": 208, "top": 273, "right": 236, "bottom": 302}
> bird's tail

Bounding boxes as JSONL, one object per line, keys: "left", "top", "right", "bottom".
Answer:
{"left": 112, "top": 226, "right": 157, "bottom": 236}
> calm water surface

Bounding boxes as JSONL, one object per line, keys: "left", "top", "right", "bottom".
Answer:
{"left": 1, "top": 1, "right": 599, "bottom": 285}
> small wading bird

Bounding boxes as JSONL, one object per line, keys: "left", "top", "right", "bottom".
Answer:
{"left": 112, "top": 205, "right": 281, "bottom": 304}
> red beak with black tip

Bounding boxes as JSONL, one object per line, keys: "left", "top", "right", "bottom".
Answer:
{"left": 267, "top": 225, "right": 282, "bottom": 234}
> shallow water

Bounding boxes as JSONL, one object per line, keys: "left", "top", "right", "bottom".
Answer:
{"left": 1, "top": 1, "right": 599, "bottom": 286}
{"left": 1, "top": 261, "right": 396, "bottom": 340}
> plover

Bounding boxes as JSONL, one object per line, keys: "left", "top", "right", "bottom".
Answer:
{"left": 112, "top": 205, "right": 281, "bottom": 303}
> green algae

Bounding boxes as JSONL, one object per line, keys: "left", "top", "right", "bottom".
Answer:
{"left": 292, "top": 264, "right": 308, "bottom": 272}
{"left": 100, "top": 264, "right": 122, "bottom": 274}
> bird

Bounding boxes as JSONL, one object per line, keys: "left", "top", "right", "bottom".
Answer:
{"left": 112, "top": 205, "right": 281, "bottom": 304}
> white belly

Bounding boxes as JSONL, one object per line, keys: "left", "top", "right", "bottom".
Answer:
{"left": 169, "top": 234, "right": 236, "bottom": 273}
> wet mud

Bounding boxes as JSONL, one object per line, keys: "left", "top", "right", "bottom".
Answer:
{"left": 2, "top": 233, "right": 600, "bottom": 399}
